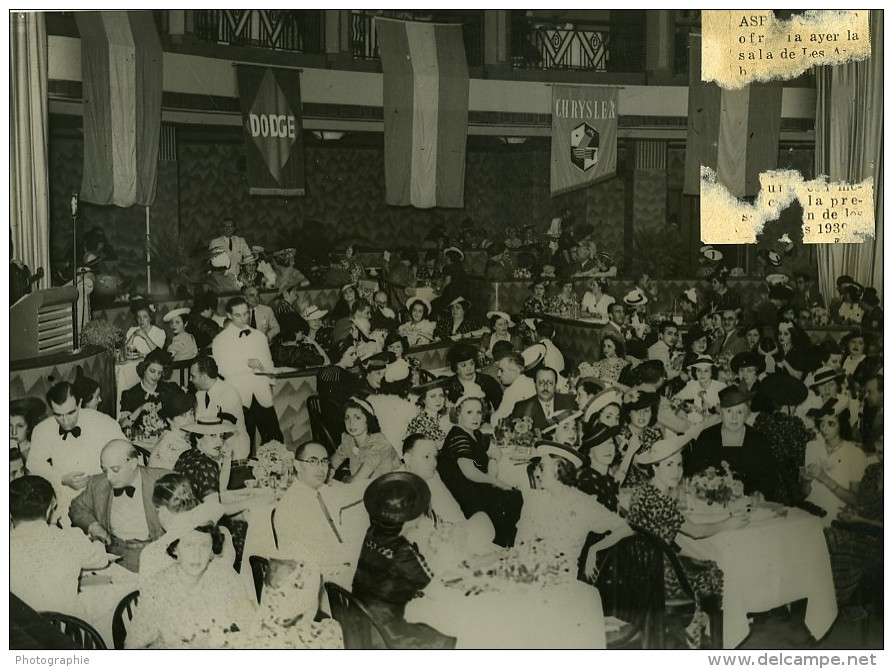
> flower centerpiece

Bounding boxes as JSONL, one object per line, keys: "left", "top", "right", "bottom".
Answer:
{"left": 453, "top": 538, "right": 575, "bottom": 596}
{"left": 686, "top": 461, "right": 746, "bottom": 513}
{"left": 253, "top": 441, "right": 295, "bottom": 491}
{"left": 126, "top": 400, "right": 167, "bottom": 443}
{"left": 79, "top": 319, "right": 123, "bottom": 355}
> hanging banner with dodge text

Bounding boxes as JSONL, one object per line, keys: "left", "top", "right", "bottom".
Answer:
{"left": 236, "top": 65, "right": 306, "bottom": 196}
{"left": 550, "top": 84, "right": 618, "bottom": 196}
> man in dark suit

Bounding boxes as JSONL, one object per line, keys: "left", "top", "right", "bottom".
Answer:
{"left": 708, "top": 309, "right": 749, "bottom": 363}
{"left": 510, "top": 367, "right": 577, "bottom": 431}
{"left": 69, "top": 439, "right": 168, "bottom": 572}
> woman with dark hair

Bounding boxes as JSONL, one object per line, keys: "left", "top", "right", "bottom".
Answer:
{"left": 124, "top": 299, "right": 166, "bottom": 355}
{"left": 581, "top": 332, "right": 629, "bottom": 385}
{"left": 330, "top": 397, "right": 402, "bottom": 483}
{"left": 126, "top": 519, "right": 255, "bottom": 648}
{"left": 521, "top": 279, "right": 548, "bottom": 319}
{"left": 438, "top": 395, "right": 523, "bottom": 547}
{"left": 271, "top": 312, "right": 326, "bottom": 369}
{"left": 384, "top": 332, "right": 421, "bottom": 382}
{"left": 398, "top": 297, "right": 437, "bottom": 346}
{"left": 434, "top": 297, "right": 484, "bottom": 340}
{"left": 119, "top": 349, "right": 178, "bottom": 434}
{"left": 774, "top": 319, "right": 812, "bottom": 377}
{"left": 481, "top": 310, "right": 519, "bottom": 360}
{"left": 439, "top": 247, "right": 468, "bottom": 304}
{"left": 9, "top": 397, "right": 45, "bottom": 466}
{"left": 316, "top": 339, "right": 363, "bottom": 408}
{"left": 406, "top": 377, "right": 450, "bottom": 443}
{"left": 802, "top": 402, "right": 867, "bottom": 527}
{"left": 615, "top": 391, "right": 664, "bottom": 488}
{"left": 581, "top": 277, "right": 614, "bottom": 319}
{"left": 330, "top": 283, "right": 360, "bottom": 322}
{"left": 837, "top": 283, "right": 864, "bottom": 325}
{"left": 575, "top": 426, "right": 630, "bottom": 511}
{"left": 149, "top": 391, "right": 196, "bottom": 470}
{"left": 518, "top": 441, "right": 631, "bottom": 580}
{"left": 163, "top": 308, "right": 198, "bottom": 362}
{"left": 352, "top": 472, "right": 457, "bottom": 649}
{"left": 705, "top": 271, "right": 742, "bottom": 313}
{"left": 444, "top": 343, "right": 503, "bottom": 412}
{"left": 71, "top": 373, "right": 102, "bottom": 410}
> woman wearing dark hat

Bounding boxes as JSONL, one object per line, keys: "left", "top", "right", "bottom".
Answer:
{"left": 687, "top": 387, "right": 781, "bottom": 500}
{"left": 859, "top": 287, "right": 883, "bottom": 334}
{"left": 351, "top": 472, "right": 457, "bottom": 649}
{"left": 316, "top": 339, "right": 363, "bottom": 409}
{"left": 628, "top": 434, "right": 734, "bottom": 648}
{"left": 444, "top": 343, "right": 503, "bottom": 412}
{"left": 148, "top": 391, "right": 196, "bottom": 470}
{"left": 836, "top": 283, "right": 864, "bottom": 325}
{"left": 438, "top": 395, "right": 523, "bottom": 548}
{"left": 518, "top": 441, "right": 631, "bottom": 581}
{"left": 681, "top": 325, "right": 711, "bottom": 372}
{"left": 119, "top": 349, "right": 179, "bottom": 435}
{"left": 615, "top": 390, "right": 664, "bottom": 488}
{"left": 9, "top": 397, "right": 46, "bottom": 466}
{"left": 440, "top": 246, "right": 468, "bottom": 305}
{"left": 730, "top": 351, "right": 766, "bottom": 395}
{"left": 751, "top": 373, "right": 814, "bottom": 504}
{"left": 840, "top": 330, "right": 869, "bottom": 379}
{"left": 484, "top": 241, "right": 514, "bottom": 281}
{"left": 576, "top": 424, "right": 626, "bottom": 511}
{"left": 406, "top": 376, "right": 451, "bottom": 443}
{"left": 434, "top": 296, "right": 483, "bottom": 340}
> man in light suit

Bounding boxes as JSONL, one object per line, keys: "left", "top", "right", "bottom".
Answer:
{"left": 242, "top": 285, "right": 281, "bottom": 341}
{"left": 510, "top": 367, "right": 577, "bottom": 431}
{"left": 69, "top": 440, "right": 168, "bottom": 572}
{"left": 209, "top": 218, "right": 251, "bottom": 278}
{"left": 211, "top": 296, "right": 284, "bottom": 454}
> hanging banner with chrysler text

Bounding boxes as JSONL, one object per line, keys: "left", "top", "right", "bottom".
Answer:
{"left": 236, "top": 65, "right": 305, "bottom": 196}
{"left": 550, "top": 85, "right": 618, "bottom": 196}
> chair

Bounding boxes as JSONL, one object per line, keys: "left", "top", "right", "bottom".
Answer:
{"left": 111, "top": 590, "right": 140, "bottom": 649}
{"left": 307, "top": 395, "right": 344, "bottom": 455}
{"left": 249, "top": 555, "right": 271, "bottom": 604}
{"left": 594, "top": 531, "right": 666, "bottom": 649}
{"left": 39, "top": 612, "right": 107, "bottom": 650}
{"left": 323, "top": 581, "right": 395, "bottom": 649}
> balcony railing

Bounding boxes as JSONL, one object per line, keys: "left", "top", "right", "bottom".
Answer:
{"left": 350, "top": 11, "right": 483, "bottom": 66}
{"left": 512, "top": 20, "right": 645, "bottom": 72}
{"left": 193, "top": 9, "right": 323, "bottom": 53}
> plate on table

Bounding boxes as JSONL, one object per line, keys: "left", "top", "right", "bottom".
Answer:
{"left": 685, "top": 508, "right": 731, "bottom": 524}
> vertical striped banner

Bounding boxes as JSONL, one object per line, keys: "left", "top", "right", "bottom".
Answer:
{"left": 377, "top": 18, "right": 469, "bottom": 209}
{"left": 76, "top": 11, "right": 162, "bottom": 207}
{"left": 684, "top": 34, "right": 783, "bottom": 197}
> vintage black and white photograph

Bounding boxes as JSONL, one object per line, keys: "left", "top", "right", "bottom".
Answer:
{"left": 8, "top": 6, "right": 884, "bottom": 653}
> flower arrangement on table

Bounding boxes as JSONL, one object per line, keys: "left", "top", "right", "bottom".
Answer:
{"left": 810, "top": 304, "right": 831, "bottom": 327}
{"left": 540, "top": 265, "right": 556, "bottom": 279}
{"left": 252, "top": 441, "right": 295, "bottom": 491}
{"left": 453, "top": 538, "right": 575, "bottom": 595}
{"left": 80, "top": 319, "right": 123, "bottom": 355}
{"left": 494, "top": 415, "right": 538, "bottom": 451}
{"left": 126, "top": 401, "right": 167, "bottom": 443}
{"left": 513, "top": 267, "right": 532, "bottom": 280}
{"left": 686, "top": 461, "right": 746, "bottom": 513}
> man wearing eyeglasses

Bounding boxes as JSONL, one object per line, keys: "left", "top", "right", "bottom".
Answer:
{"left": 272, "top": 441, "right": 367, "bottom": 588}
{"left": 69, "top": 439, "right": 168, "bottom": 572}
{"left": 708, "top": 309, "right": 749, "bottom": 363}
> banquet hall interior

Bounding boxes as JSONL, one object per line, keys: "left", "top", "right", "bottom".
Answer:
{"left": 8, "top": 8, "right": 884, "bottom": 651}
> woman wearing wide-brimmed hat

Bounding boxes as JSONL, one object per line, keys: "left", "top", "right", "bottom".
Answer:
{"left": 672, "top": 355, "right": 727, "bottom": 414}
{"left": 163, "top": 307, "right": 199, "bottom": 362}
{"left": 688, "top": 387, "right": 781, "bottom": 500}
{"left": 439, "top": 246, "right": 468, "bottom": 305}
{"left": 351, "top": 472, "right": 457, "bottom": 649}
{"left": 481, "top": 310, "right": 521, "bottom": 360}
{"left": 627, "top": 434, "right": 740, "bottom": 648}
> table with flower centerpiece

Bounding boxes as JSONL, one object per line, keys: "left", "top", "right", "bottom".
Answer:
{"left": 667, "top": 468, "right": 837, "bottom": 648}
{"left": 405, "top": 539, "right": 607, "bottom": 649}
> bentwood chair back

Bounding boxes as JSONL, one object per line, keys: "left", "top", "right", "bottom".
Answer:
{"left": 40, "top": 612, "right": 107, "bottom": 650}
{"left": 307, "top": 395, "right": 343, "bottom": 455}
{"left": 111, "top": 590, "right": 141, "bottom": 649}
{"left": 323, "top": 582, "right": 394, "bottom": 649}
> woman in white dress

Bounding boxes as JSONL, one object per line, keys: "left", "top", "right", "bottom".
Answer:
{"left": 580, "top": 277, "right": 615, "bottom": 319}
{"left": 399, "top": 297, "right": 437, "bottom": 347}
{"left": 125, "top": 300, "right": 166, "bottom": 355}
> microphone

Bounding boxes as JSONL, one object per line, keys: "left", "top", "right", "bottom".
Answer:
{"left": 70, "top": 191, "right": 79, "bottom": 217}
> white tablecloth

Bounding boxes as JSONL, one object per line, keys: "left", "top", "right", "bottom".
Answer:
{"left": 494, "top": 446, "right": 534, "bottom": 490}
{"left": 78, "top": 562, "right": 140, "bottom": 647}
{"left": 406, "top": 578, "right": 605, "bottom": 649}
{"left": 677, "top": 508, "right": 837, "bottom": 648}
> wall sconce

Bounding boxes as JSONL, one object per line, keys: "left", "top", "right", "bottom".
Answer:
{"left": 311, "top": 131, "right": 345, "bottom": 141}
{"left": 499, "top": 137, "right": 528, "bottom": 145}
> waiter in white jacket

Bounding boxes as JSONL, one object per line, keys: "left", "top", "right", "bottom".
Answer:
{"left": 211, "top": 296, "right": 283, "bottom": 455}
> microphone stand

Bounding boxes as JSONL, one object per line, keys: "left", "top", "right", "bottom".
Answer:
{"left": 71, "top": 191, "right": 79, "bottom": 348}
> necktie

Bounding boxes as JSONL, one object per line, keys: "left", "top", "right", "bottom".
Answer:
{"left": 317, "top": 491, "right": 344, "bottom": 544}
{"left": 59, "top": 426, "right": 82, "bottom": 440}
{"left": 239, "top": 329, "right": 251, "bottom": 338}
{"left": 113, "top": 486, "right": 136, "bottom": 498}
{"left": 228, "top": 237, "right": 233, "bottom": 252}
{"left": 204, "top": 393, "right": 211, "bottom": 409}
{"left": 250, "top": 309, "right": 257, "bottom": 329}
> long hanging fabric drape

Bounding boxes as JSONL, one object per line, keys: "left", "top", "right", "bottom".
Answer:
{"left": 9, "top": 11, "right": 51, "bottom": 286}
{"left": 814, "top": 10, "right": 883, "bottom": 304}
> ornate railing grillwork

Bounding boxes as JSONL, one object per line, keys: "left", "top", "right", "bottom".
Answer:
{"left": 194, "top": 10, "right": 323, "bottom": 53}
{"left": 512, "top": 21, "right": 645, "bottom": 72}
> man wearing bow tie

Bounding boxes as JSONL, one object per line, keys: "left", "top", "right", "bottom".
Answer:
{"left": 69, "top": 440, "right": 167, "bottom": 572}
{"left": 28, "top": 382, "right": 126, "bottom": 525}
{"left": 211, "top": 296, "right": 283, "bottom": 455}
{"left": 190, "top": 354, "right": 250, "bottom": 460}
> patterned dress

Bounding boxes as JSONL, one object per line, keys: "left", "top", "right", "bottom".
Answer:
{"left": 580, "top": 357, "right": 630, "bottom": 386}
{"left": 575, "top": 468, "right": 619, "bottom": 512}
{"left": 824, "top": 463, "right": 883, "bottom": 607}
{"left": 406, "top": 409, "right": 446, "bottom": 442}
{"left": 520, "top": 296, "right": 546, "bottom": 319}
{"left": 331, "top": 432, "right": 402, "bottom": 480}
{"left": 753, "top": 411, "right": 814, "bottom": 504}
{"left": 616, "top": 425, "right": 664, "bottom": 488}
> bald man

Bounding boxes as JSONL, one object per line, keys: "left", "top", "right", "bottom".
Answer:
{"left": 69, "top": 440, "right": 168, "bottom": 572}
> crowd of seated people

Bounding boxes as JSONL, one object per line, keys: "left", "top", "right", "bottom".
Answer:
{"left": 10, "top": 216, "right": 885, "bottom": 650}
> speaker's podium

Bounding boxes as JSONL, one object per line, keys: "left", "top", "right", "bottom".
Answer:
{"left": 9, "top": 287, "right": 117, "bottom": 416}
